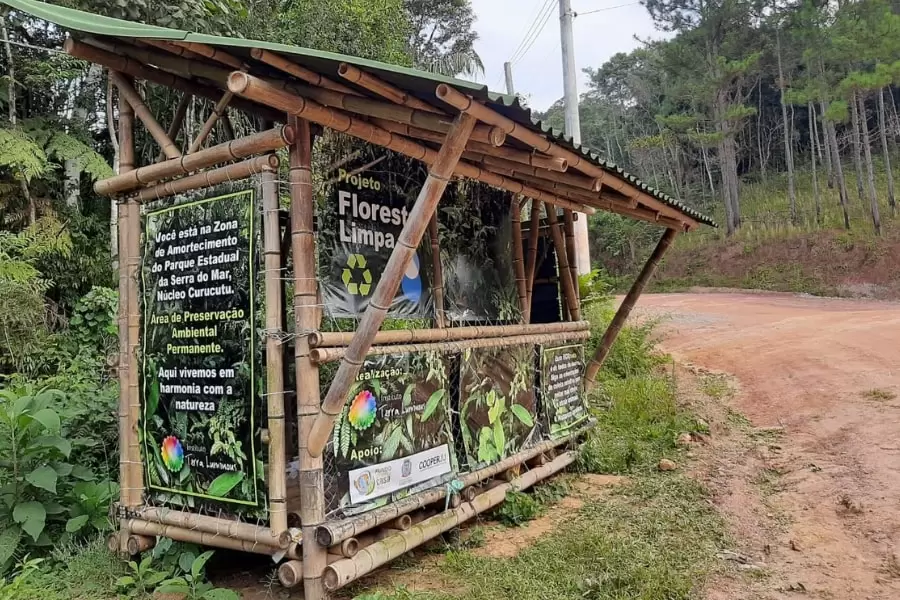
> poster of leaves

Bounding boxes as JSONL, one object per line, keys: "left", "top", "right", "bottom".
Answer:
{"left": 140, "top": 181, "right": 265, "bottom": 511}
{"left": 458, "top": 344, "right": 539, "bottom": 471}
{"left": 323, "top": 351, "right": 456, "bottom": 517}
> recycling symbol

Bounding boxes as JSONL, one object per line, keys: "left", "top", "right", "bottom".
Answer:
{"left": 342, "top": 253, "right": 373, "bottom": 296}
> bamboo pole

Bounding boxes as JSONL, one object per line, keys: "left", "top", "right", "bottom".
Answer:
{"left": 125, "top": 535, "right": 155, "bottom": 555}
{"left": 289, "top": 117, "right": 328, "bottom": 600}
{"left": 136, "top": 507, "right": 288, "bottom": 547}
{"left": 171, "top": 41, "right": 245, "bottom": 69}
{"left": 141, "top": 39, "right": 209, "bottom": 62}
{"left": 428, "top": 215, "right": 447, "bottom": 328}
{"left": 127, "top": 520, "right": 278, "bottom": 556}
{"left": 156, "top": 93, "right": 190, "bottom": 163}
{"left": 311, "top": 330, "right": 590, "bottom": 364}
{"left": 563, "top": 210, "right": 580, "bottom": 305}
{"left": 435, "top": 84, "right": 697, "bottom": 226}
{"left": 546, "top": 210, "right": 581, "bottom": 321}
{"left": 311, "top": 320, "right": 588, "bottom": 347}
{"left": 102, "top": 38, "right": 232, "bottom": 84}
{"left": 338, "top": 63, "right": 441, "bottom": 113}
{"left": 250, "top": 49, "right": 359, "bottom": 95}
{"left": 511, "top": 201, "right": 528, "bottom": 320}
{"left": 463, "top": 149, "right": 568, "bottom": 174}
{"left": 125, "top": 196, "right": 142, "bottom": 510}
{"left": 315, "top": 424, "right": 592, "bottom": 547}
{"left": 524, "top": 201, "right": 542, "bottom": 323}
{"left": 509, "top": 169, "right": 602, "bottom": 195}
{"left": 115, "top": 78, "right": 134, "bottom": 553}
{"left": 262, "top": 168, "right": 288, "bottom": 538}
{"left": 108, "top": 71, "right": 181, "bottom": 159}
{"left": 64, "top": 38, "right": 281, "bottom": 122}
{"left": 584, "top": 228, "right": 677, "bottom": 388}
{"left": 97, "top": 126, "right": 294, "bottom": 195}
{"left": 188, "top": 92, "right": 233, "bottom": 153}
{"left": 372, "top": 119, "right": 564, "bottom": 170}
{"left": 135, "top": 155, "right": 278, "bottom": 203}
{"left": 226, "top": 73, "right": 595, "bottom": 215}
{"left": 324, "top": 452, "right": 576, "bottom": 591}
{"left": 306, "top": 113, "right": 476, "bottom": 458}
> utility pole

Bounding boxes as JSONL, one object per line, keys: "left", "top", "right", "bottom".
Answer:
{"left": 559, "top": 0, "right": 591, "bottom": 275}
{"left": 503, "top": 61, "right": 516, "bottom": 96}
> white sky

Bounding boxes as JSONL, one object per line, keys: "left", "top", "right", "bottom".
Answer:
{"left": 469, "top": 0, "right": 661, "bottom": 111}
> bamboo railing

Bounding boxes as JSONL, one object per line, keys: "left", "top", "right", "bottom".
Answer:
{"left": 135, "top": 155, "right": 279, "bottom": 203}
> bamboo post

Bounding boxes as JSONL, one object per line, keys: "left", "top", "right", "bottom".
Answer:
{"left": 125, "top": 191, "right": 142, "bottom": 511}
{"left": 114, "top": 76, "right": 134, "bottom": 554}
{"left": 584, "top": 228, "right": 677, "bottom": 389}
{"left": 309, "top": 330, "right": 590, "bottom": 364}
{"left": 288, "top": 117, "right": 327, "bottom": 600}
{"left": 546, "top": 210, "right": 580, "bottom": 321}
{"left": 563, "top": 210, "right": 580, "bottom": 305}
{"left": 135, "top": 155, "right": 279, "bottom": 203}
{"left": 108, "top": 71, "right": 181, "bottom": 159}
{"left": 156, "top": 94, "right": 190, "bottom": 163}
{"left": 510, "top": 200, "right": 528, "bottom": 320}
{"left": 524, "top": 200, "right": 542, "bottom": 323}
{"left": 96, "top": 126, "right": 295, "bottom": 196}
{"left": 306, "top": 112, "right": 477, "bottom": 459}
{"left": 323, "top": 452, "right": 576, "bottom": 591}
{"left": 428, "top": 215, "right": 446, "bottom": 328}
{"left": 262, "top": 168, "right": 288, "bottom": 537}
{"left": 188, "top": 92, "right": 233, "bottom": 153}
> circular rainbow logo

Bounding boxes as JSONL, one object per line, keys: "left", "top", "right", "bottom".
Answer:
{"left": 161, "top": 436, "right": 184, "bottom": 472}
{"left": 348, "top": 389, "right": 377, "bottom": 431}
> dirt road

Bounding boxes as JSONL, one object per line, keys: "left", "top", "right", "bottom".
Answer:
{"left": 637, "top": 291, "right": 900, "bottom": 599}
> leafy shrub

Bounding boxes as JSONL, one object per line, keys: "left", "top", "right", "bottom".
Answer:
{"left": 583, "top": 301, "right": 665, "bottom": 382}
{"left": 67, "top": 287, "right": 117, "bottom": 360}
{"left": 495, "top": 490, "right": 543, "bottom": 526}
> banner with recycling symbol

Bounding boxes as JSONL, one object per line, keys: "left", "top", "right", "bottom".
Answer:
{"left": 317, "top": 143, "right": 433, "bottom": 318}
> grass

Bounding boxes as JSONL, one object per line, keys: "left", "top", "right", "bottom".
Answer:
{"left": 863, "top": 388, "right": 897, "bottom": 401}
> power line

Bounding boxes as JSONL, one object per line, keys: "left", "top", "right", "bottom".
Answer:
{"left": 575, "top": 2, "right": 641, "bottom": 16}
{"left": 510, "top": 0, "right": 557, "bottom": 65}
{"left": 506, "top": 0, "right": 554, "bottom": 65}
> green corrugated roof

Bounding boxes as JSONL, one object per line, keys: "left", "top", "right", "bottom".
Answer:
{"left": 4, "top": 0, "right": 715, "bottom": 227}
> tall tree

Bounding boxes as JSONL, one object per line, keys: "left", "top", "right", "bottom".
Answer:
{"left": 405, "top": 0, "right": 482, "bottom": 76}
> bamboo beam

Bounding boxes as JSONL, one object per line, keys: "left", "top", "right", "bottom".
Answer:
{"left": 188, "top": 92, "right": 233, "bottom": 153}
{"left": 135, "top": 155, "right": 278, "bottom": 203}
{"left": 463, "top": 150, "right": 569, "bottom": 175}
{"left": 101, "top": 38, "right": 232, "bottom": 84}
{"left": 127, "top": 520, "right": 278, "bottom": 556}
{"left": 171, "top": 41, "right": 245, "bottom": 69}
{"left": 156, "top": 93, "right": 190, "bottom": 163}
{"left": 546, "top": 210, "right": 581, "bottom": 321}
{"left": 509, "top": 168, "right": 602, "bottom": 195}
{"left": 337, "top": 63, "right": 441, "bottom": 113}
{"left": 428, "top": 215, "right": 446, "bottom": 328}
{"left": 584, "top": 228, "right": 677, "bottom": 388}
{"left": 323, "top": 452, "right": 576, "bottom": 591}
{"left": 262, "top": 168, "right": 288, "bottom": 537}
{"left": 64, "top": 38, "right": 281, "bottom": 122}
{"left": 511, "top": 202, "right": 528, "bottom": 320}
{"left": 136, "top": 507, "right": 289, "bottom": 547}
{"left": 316, "top": 425, "right": 591, "bottom": 546}
{"left": 524, "top": 201, "right": 542, "bottom": 323}
{"left": 307, "top": 112, "right": 476, "bottom": 459}
{"left": 435, "top": 84, "right": 698, "bottom": 227}
{"left": 310, "top": 320, "right": 588, "bottom": 347}
{"left": 372, "top": 119, "right": 565, "bottom": 170}
{"left": 97, "top": 126, "right": 294, "bottom": 196}
{"left": 109, "top": 71, "right": 181, "bottom": 159}
{"left": 289, "top": 117, "right": 327, "bottom": 600}
{"left": 227, "top": 73, "right": 595, "bottom": 215}
{"left": 311, "top": 330, "right": 590, "bottom": 364}
{"left": 251, "top": 49, "right": 358, "bottom": 95}
{"left": 563, "top": 210, "right": 580, "bottom": 306}
{"left": 141, "top": 39, "right": 209, "bottom": 62}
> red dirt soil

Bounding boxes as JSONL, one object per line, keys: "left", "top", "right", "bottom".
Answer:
{"left": 637, "top": 291, "right": 900, "bottom": 599}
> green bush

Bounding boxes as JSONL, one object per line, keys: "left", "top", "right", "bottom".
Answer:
{"left": 583, "top": 301, "right": 665, "bottom": 382}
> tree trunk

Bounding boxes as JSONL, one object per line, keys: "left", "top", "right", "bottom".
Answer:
{"left": 818, "top": 100, "right": 834, "bottom": 188}
{"left": 757, "top": 77, "right": 766, "bottom": 182}
{"left": 849, "top": 91, "right": 866, "bottom": 201}
{"left": 809, "top": 102, "right": 821, "bottom": 226}
{"left": 878, "top": 87, "right": 896, "bottom": 216}
{"left": 825, "top": 115, "right": 851, "bottom": 229}
{"left": 857, "top": 93, "right": 881, "bottom": 234}
{"left": 108, "top": 77, "right": 120, "bottom": 272}
{"left": 1, "top": 10, "right": 35, "bottom": 225}
{"left": 776, "top": 28, "right": 796, "bottom": 224}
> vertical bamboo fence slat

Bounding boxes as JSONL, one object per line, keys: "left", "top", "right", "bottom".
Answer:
{"left": 262, "top": 168, "right": 288, "bottom": 536}
{"left": 306, "top": 112, "right": 477, "bottom": 459}
{"left": 288, "top": 116, "right": 327, "bottom": 600}
{"left": 523, "top": 200, "right": 542, "bottom": 323}
{"left": 563, "top": 210, "right": 580, "bottom": 304}
{"left": 546, "top": 209, "right": 581, "bottom": 321}
{"left": 114, "top": 74, "right": 134, "bottom": 553}
{"left": 583, "top": 228, "right": 677, "bottom": 388}
{"left": 511, "top": 200, "right": 528, "bottom": 320}
{"left": 427, "top": 215, "right": 446, "bottom": 328}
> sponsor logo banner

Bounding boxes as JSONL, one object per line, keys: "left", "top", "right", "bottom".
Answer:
{"left": 348, "top": 444, "right": 452, "bottom": 504}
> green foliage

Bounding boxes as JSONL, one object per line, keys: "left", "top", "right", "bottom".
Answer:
{"left": 67, "top": 287, "right": 117, "bottom": 357}
{"left": 583, "top": 301, "right": 664, "bottom": 382}
{"left": 494, "top": 490, "right": 542, "bottom": 526}
{"left": 156, "top": 551, "right": 239, "bottom": 600}
{"left": 116, "top": 556, "right": 171, "bottom": 599}
{"left": 0, "top": 129, "right": 48, "bottom": 183}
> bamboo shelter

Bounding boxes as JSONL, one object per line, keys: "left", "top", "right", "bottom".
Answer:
{"left": 3, "top": 1, "right": 715, "bottom": 598}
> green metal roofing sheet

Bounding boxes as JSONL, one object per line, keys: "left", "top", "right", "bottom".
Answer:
{"left": 3, "top": 0, "right": 714, "bottom": 227}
